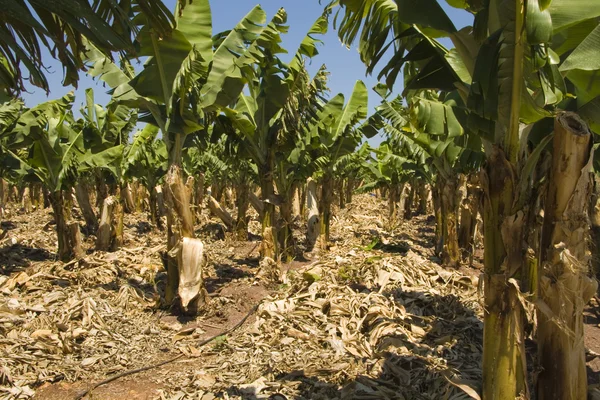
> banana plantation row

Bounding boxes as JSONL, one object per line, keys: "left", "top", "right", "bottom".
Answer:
{"left": 0, "top": 0, "right": 599, "bottom": 399}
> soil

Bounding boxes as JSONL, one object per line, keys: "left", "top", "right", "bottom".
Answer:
{"left": 0, "top": 196, "right": 599, "bottom": 399}
{"left": 585, "top": 300, "right": 600, "bottom": 386}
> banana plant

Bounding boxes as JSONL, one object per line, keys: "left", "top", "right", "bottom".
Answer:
{"left": 77, "top": 88, "right": 137, "bottom": 230}
{"left": 328, "top": 0, "right": 600, "bottom": 397}
{"left": 222, "top": 14, "right": 330, "bottom": 260}
{"left": 382, "top": 91, "right": 483, "bottom": 268}
{"left": 0, "top": 0, "right": 177, "bottom": 98}
{"left": 4, "top": 93, "right": 122, "bottom": 260}
{"left": 123, "top": 124, "right": 168, "bottom": 228}
{"left": 94, "top": 1, "right": 289, "bottom": 307}
{"left": 359, "top": 142, "right": 425, "bottom": 228}
{"left": 304, "top": 80, "right": 370, "bottom": 251}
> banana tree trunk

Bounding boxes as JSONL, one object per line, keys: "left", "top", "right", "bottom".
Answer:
{"left": 208, "top": 195, "right": 233, "bottom": 230}
{"left": 346, "top": 178, "right": 354, "bottom": 205}
{"left": 235, "top": 180, "right": 250, "bottom": 240}
{"left": 150, "top": 185, "right": 163, "bottom": 229}
{"left": 292, "top": 183, "right": 301, "bottom": 220}
{"left": 318, "top": 174, "right": 333, "bottom": 251}
{"left": 96, "top": 195, "right": 123, "bottom": 251}
{"left": 440, "top": 177, "right": 460, "bottom": 269}
{"left": 31, "top": 183, "right": 42, "bottom": 209}
{"left": 185, "top": 176, "right": 196, "bottom": 226}
{"left": 177, "top": 237, "right": 207, "bottom": 314}
{"left": 22, "top": 186, "right": 32, "bottom": 213}
{"left": 75, "top": 182, "right": 98, "bottom": 231}
{"left": 165, "top": 164, "right": 196, "bottom": 306}
{"left": 458, "top": 174, "right": 482, "bottom": 255}
{"left": 212, "top": 182, "right": 224, "bottom": 204}
{"left": 388, "top": 185, "right": 397, "bottom": 229}
{"left": 403, "top": 183, "right": 415, "bottom": 220}
{"left": 42, "top": 186, "right": 50, "bottom": 209}
{"left": 299, "top": 183, "right": 307, "bottom": 220}
{"left": 49, "top": 190, "right": 84, "bottom": 262}
{"left": 416, "top": 180, "right": 429, "bottom": 214}
{"left": 591, "top": 175, "right": 600, "bottom": 283}
{"left": 185, "top": 176, "right": 195, "bottom": 207}
{"left": 196, "top": 173, "right": 205, "bottom": 210}
{"left": 0, "top": 179, "right": 5, "bottom": 221}
{"left": 249, "top": 190, "right": 264, "bottom": 218}
{"left": 338, "top": 179, "right": 345, "bottom": 209}
{"left": 306, "top": 178, "right": 319, "bottom": 252}
{"left": 432, "top": 181, "right": 443, "bottom": 256}
{"left": 134, "top": 182, "right": 146, "bottom": 213}
{"left": 95, "top": 172, "right": 108, "bottom": 208}
{"left": 122, "top": 183, "right": 135, "bottom": 214}
{"left": 259, "top": 154, "right": 277, "bottom": 259}
{"left": 388, "top": 184, "right": 403, "bottom": 229}
{"left": 9, "top": 185, "right": 18, "bottom": 203}
{"left": 225, "top": 187, "right": 235, "bottom": 209}
{"left": 537, "top": 113, "right": 598, "bottom": 400}
{"left": 481, "top": 147, "right": 528, "bottom": 400}
{"left": 279, "top": 195, "right": 295, "bottom": 262}
{"left": 0, "top": 179, "right": 6, "bottom": 207}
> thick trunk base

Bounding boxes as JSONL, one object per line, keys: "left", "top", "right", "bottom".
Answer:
{"left": 306, "top": 178, "right": 319, "bottom": 252}
{"left": 75, "top": 182, "right": 98, "bottom": 231}
{"left": 50, "top": 191, "right": 84, "bottom": 262}
{"left": 537, "top": 112, "right": 598, "bottom": 400}
{"left": 96, "top": 196, "right": 123, "bottom": 251}
{"left": 208, "top": 195, "right": 233, "bottom": 231}
{"left": 176, "top": 237, "right": 208, "bottom": 315}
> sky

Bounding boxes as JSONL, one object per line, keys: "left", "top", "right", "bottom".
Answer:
{"left": 20, "top": 0, "right": 473, "bottom": 146}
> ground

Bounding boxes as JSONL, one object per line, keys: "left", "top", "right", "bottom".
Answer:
{"left": 0, "top": 194, "right": 598, "bottom": 400}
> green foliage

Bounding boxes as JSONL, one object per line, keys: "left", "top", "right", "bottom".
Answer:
{"left": 0, "top": 0, "right": 177, "bottom": 97}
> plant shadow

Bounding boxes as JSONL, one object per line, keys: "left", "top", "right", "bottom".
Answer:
{"left": 0, "top": 243, "right": 53, "bottom": 273}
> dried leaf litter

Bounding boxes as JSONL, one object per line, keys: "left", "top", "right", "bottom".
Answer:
{"left": 0, "top": 195, "right": 484, "bottom": 400}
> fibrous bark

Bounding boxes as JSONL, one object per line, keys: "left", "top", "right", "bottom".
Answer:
{"left": 416, "top": 180, "right": 429, "bottom": 214}
{"left": 441, "top": 178, "right": 460, "bottom": 269}
{"left": 292, "top": 184, "right": 301, "bottom": 219}
{"left": 338, "top": 179, "right": 345, "bottom": 209}
{"left": 259, "top": 155, "right": 277, "bottom": 259}
{"left": 134, "top": 182, "right": 146, "bottom": 213}
{"left": 176, "top": 237, "right": 208, "bottom": 315}
{"left": 279, "top": 193, "right": 295, "bottom": 262}
{"left": 122, "top": 183, "right": 136, "bottom": 214}
{"left": 150, "top": 185, "right": 165, "bottom": 230}
{"left": 306, "top": 178, "right": 319, "bottom": 252}
{"left": 235, "top": 181, "right": 249, "bottom": 240}
{"left": 458, "top": 174, "right": 482, "bottom": 257}
{"left": 22, "top": 187, "right": 32, "bottom": 213}
{"left": 95, "top": 172, "right": 108, "bottom": 208}
{"left": 208, "top": 195, "right": 233, "bottom": 231}
{"left": 481, "top": 146, "right": 528, "bottom": 400}
{"left": 31, "top": 183, "right": 42, "bottom": 209}
{"left": 537, "top": 112, "right": 598, "bottom": 400}
{"left": 403, "top": 183, "right": 415, "bottom": 220}
{"left": 225, "top": 187, "right": 235, "bottom": 209}
{"left": 165, "top": 164, "right": 196, "bottom": 306}
{"left": 388, "top": 184, "right": 403, "bottom": 229}
{"left": 196, "top": 173, "right": 205, "bottom": 210}
{"left": 346, "top": 178, "right": 354, "bottom": 205}
{"left": 318, "top": 175, "right": 333, "bottom": 252}
{"left": 591, "top": 175, "right": 600, "bottom": 283}
{"left": 249, "top": 191, "right": 264, "bottom": 218}
{"left": 75, "top": 182, "right": 98, "bottom": 231}
{"left": 49, "top": 191, "right": 84, "bottom": 261}
{"left": 432, "top": 181, "right": 443, "bottom": 257}
{"left": 96, "top": 195, "right": 123, "bottom": 251}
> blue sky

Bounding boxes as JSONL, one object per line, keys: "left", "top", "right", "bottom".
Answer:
{"left": 20, "top": 0, "right": 473, "bottom": 145}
